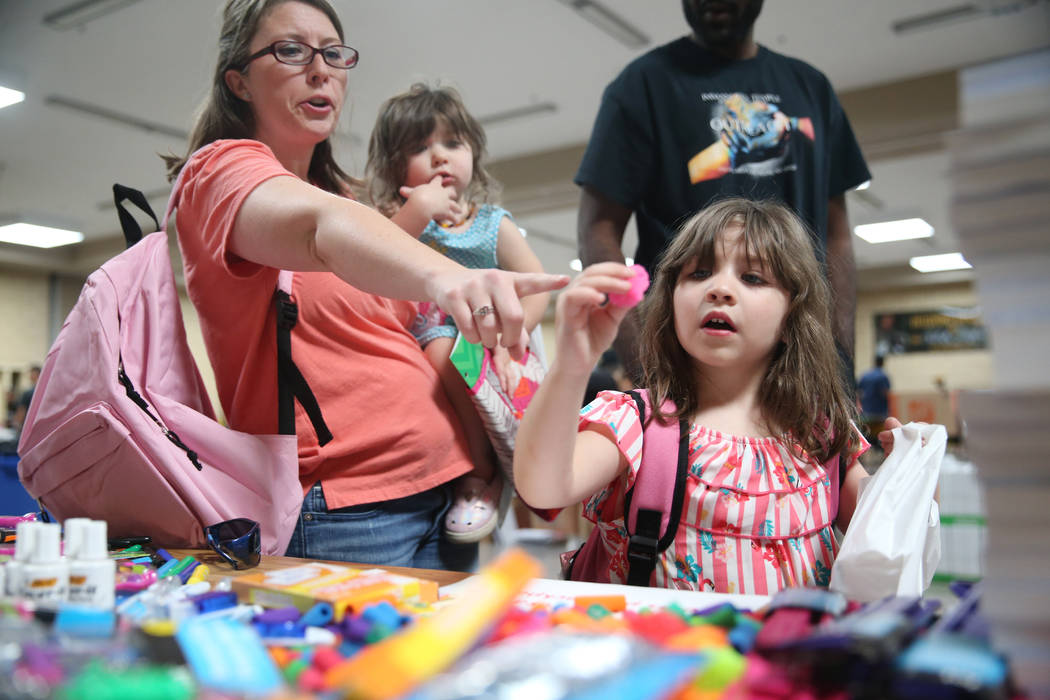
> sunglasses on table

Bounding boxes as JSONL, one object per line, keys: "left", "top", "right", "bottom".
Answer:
{"left": 203, "top": 518, "right": 261, "bottom": 570}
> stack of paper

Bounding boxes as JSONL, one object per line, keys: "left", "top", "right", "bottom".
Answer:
{"left": 949, "top": 50, "right": 1050, "bottom": 697}
{"left": 957, "top": 392, "right": 1049, "bottom": 693}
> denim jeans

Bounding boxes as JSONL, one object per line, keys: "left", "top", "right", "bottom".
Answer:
{"left": 284, "top": 482, "right": 478, "bottom": 572}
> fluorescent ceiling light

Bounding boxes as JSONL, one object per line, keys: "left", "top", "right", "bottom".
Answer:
{"left": 892, "top": 4, "right": 982, "bottom": 34}
{"left": 854, "top": 218, "right": 934, "bottom": 243}
{"left": 478, "top": 102, "right": 557, "bottom": 127}
{"left": 0, "top": 223, "right": 84, "bottom": 248}
{"left": 43, "top": 0, "right": 143, "bottom": 30}
{"left": 558, "top": 0, "right": 649, "bottom": 48}
{"left": 0, "top": 86, "right": 25, "bottom": 109}
{"left": 909, "top": 252, "right": 972, "bottom": 273}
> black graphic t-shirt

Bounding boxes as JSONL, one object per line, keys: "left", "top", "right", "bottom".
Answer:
{"left": 576, "top": 38, "right": 870, "bottom": 271}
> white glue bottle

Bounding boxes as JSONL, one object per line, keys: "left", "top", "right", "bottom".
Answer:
{"left": 5, "top": 521, "right": 39, "bottom": 597}
{"left": 20, "top": 522, "right": 68, "bottom": 606}
{"left": 65, "top": 519, "right": 115, "bottom": 609}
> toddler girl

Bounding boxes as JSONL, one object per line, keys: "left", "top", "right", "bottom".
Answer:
{"left": 515, "top": 198, "right": 895, "bottom": 593}
{"left": 367, "top": 84, "right": 549, "bottom": 544}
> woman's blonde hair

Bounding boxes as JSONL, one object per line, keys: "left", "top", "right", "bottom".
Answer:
{"left": 365, "top": 83, "right": 499, "bottom": 217}
{"left": 638, "top": 197, "right": 858, "bottom": 462}
{"left": 161, "top": 0, "right": 360, "bottom": 195}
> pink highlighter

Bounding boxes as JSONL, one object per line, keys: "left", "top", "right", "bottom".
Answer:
{"left": 607, "top": 264, "right": 650, "bottom": 308}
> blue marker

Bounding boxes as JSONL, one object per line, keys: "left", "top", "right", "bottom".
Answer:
{"left": 155, "top": 558, "right": 180, "bottom": 578}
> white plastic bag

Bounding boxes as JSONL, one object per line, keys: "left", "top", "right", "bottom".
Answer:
{"left": 830, "top": 422, "right": 946, "bottom": 602}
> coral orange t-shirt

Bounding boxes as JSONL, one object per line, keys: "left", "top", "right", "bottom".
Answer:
{"left": 175, "top": 139, "right": 472, "bottom": 507}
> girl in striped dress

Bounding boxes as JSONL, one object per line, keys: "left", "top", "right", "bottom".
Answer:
{"left": 515, "top": 198, "right": 896, "bottom": 594}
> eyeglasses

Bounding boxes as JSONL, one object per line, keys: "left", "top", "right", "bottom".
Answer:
{"left": 242, "top": 40, "right": 359, "bottom": 70}
{"left": 204, "top": 518, "right": 261, "bottom": 570}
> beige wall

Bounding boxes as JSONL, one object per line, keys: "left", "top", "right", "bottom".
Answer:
{"left": 855, "top": 281, "right": 993, "bottom": 393}
{"left": 0, "top": 270, "right": 51, "bottom": 402}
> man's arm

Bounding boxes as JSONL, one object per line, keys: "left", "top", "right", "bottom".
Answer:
{"left": 826, "top": 193, "right": 856, "bottom": 360}
{"left": 577, "top": 186, "right": 642, "bottom": 382}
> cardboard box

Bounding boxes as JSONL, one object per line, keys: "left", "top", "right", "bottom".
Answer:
{"left": 232, "top": 562, "right": 439, "bottom": 620}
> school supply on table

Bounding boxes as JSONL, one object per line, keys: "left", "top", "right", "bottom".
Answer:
{"left": 17, "top": 179, "right": 331, "bottom": 555}
{"left": 231, "top": 562, "right": 439, "bottom": 621}
{"left": 0, "top": 540, "right": 1031, "bottom": 700}
{"left": 176, "top": 614, "right": 284, "bottom": 696}
{"left": 324, "top": 548, "right": 540, "bottom": 700}
{"left": 830, "top": 422, "right": 946, "bottom": 602}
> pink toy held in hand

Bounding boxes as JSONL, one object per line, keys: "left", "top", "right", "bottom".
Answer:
{"left": 608, "top": 264, "right": 650, "bottom": 308}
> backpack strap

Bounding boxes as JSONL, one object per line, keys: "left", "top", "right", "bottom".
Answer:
{"left": 827, "top": 453, "right": 843, "bottom": 523}
{"left": 113, "top": 184, "right": 160, "bottom": 249}
{"left": 622, "top": 389, "right": 690, "bottom": 587}
{"left": 815, "top": 426, "right": 844, "bottom": 522}
{"left": 275, "top": 271, "right": 332, "bottom": 445}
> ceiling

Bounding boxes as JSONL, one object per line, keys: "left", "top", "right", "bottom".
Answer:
{"left": 1, "top": 0, "right": 1048, "bottom": 286}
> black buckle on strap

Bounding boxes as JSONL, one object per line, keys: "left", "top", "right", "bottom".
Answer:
{"left": 626, "top": 533, "right": 658, "bottom": 570}
{"left": 276, "top": 292, "right": 298, "bottom": 329}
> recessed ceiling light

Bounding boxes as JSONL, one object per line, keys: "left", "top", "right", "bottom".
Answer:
{"left": 854, "top": 218, "right": 934, "bottom": 244}
{"left": 0, "top": 223, "right": 84, "bottom": 248}
{"left": 854, "top": 180, "right": 871, "bottom": 191}
{"left": 909, "top": 252, "right": 972, "bottom": 273}
{"left": 0, "top": 86, "right": 25, "bottom": 109}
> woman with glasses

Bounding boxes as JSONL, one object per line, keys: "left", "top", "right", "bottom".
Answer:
{"left": 162, "top": 0, "right": 566, "bottom": 571}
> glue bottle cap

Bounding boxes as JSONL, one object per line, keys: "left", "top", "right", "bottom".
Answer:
{"left": 28, "top": 522, "right": 62, "bottom": 564}
{"left": 63, "top": 518, "right": 93, "bottom": 559}
{"left": 14, "top": 521, "right": 41, "bottom": 561}
{"left": 79, "top": 520, "right": 109, "bottom": 560}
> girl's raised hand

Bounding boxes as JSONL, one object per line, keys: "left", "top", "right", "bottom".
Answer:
{"left": 552, "top": 263, "right": 636, "bottom": 374}
{"left": 399, "top": 174, "right": 462, "bottom": 227}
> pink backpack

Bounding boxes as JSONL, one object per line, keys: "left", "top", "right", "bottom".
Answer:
{"left": 564, "top": 390, "right": 843, "bottom": 586}
{"left": 17, "top": 180, "right": 330, "bottom": 554}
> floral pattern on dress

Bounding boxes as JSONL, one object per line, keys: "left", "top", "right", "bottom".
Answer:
{"left": 579, "top": 390, "right": 868, "bottom": 595}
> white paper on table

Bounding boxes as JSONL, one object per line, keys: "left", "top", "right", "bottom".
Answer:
{"left": 441, "top": 576, "right": 770, "bottom": 613}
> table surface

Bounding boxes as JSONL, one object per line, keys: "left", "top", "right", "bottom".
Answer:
{"left": 166, "top": 548, "right": 472, "bottom": 588}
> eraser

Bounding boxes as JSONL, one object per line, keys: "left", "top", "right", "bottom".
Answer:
{"left": 608, "top": 264, "right": 650, "bottom": 308}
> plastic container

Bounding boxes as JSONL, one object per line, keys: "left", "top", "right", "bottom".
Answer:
{"left": 20, "top": 522, "right": 68, "bottom": 605}
{"left": 4, "top": 520, "right": 38, "bottom": 596}
{"left": 65, "top": 519, "right": 116, "bottom": 609}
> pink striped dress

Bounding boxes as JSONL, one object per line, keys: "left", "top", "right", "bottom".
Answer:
{"left": 578, "top": 391, "right": 867, "bottom": 595}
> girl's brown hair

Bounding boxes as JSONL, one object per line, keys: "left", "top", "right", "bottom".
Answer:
{"left": 161, "top": 0, "right": 360, "bottom": 195}
{"left": 365, "top": 83, "right": 499, "bottom": 217}
{"left": 638, "top": 197, "right": 858, "bottom": 463}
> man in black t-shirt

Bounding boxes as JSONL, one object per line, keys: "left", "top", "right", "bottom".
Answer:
{"left": 576, "top": 0, "right": 870, "bottom": 381}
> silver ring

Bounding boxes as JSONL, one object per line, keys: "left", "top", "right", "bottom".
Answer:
{"left": 472, "top": 305, "right": 495, "bottom": 318}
